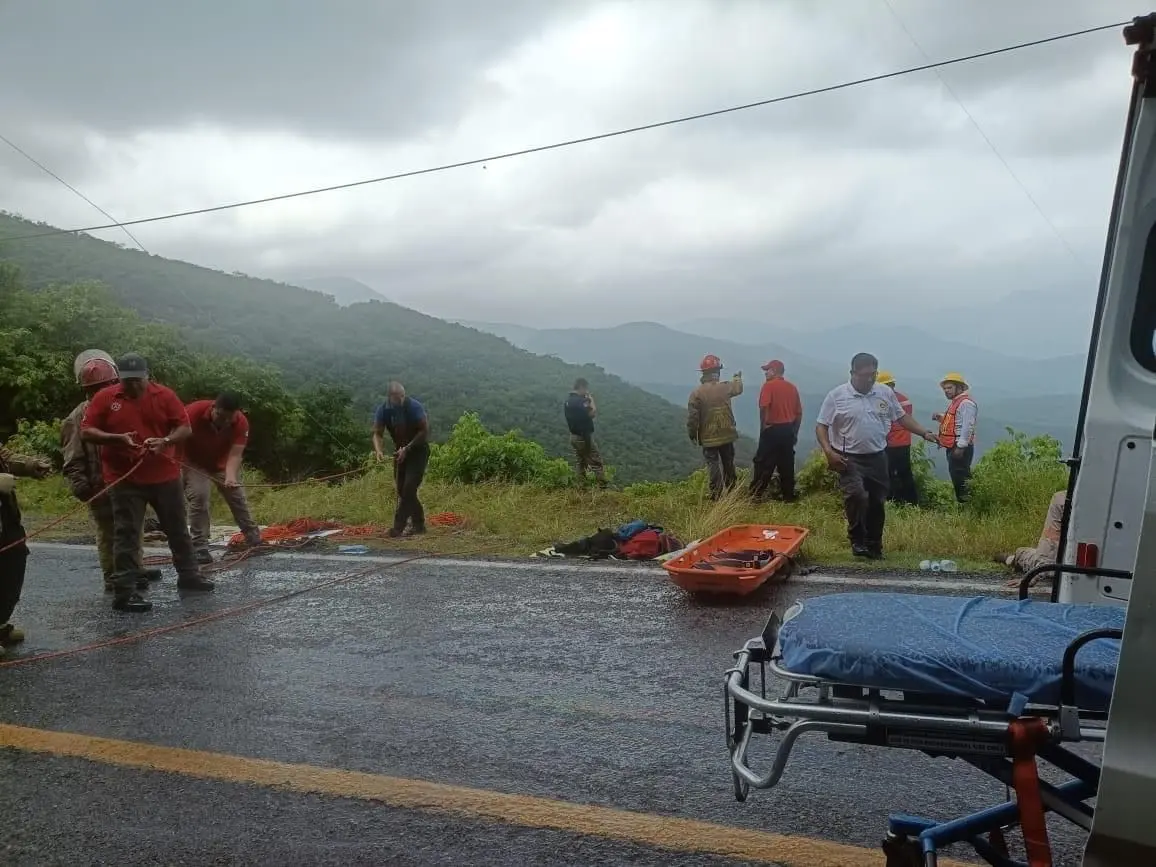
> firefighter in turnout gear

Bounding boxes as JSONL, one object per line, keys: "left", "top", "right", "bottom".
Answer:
{"left": 61, "top": 352, "right": 162, "bottom": 592}
{"left": 687, "top": 354, "right": 743, "bottom": 500}
{"left": 0, "top": 442, "right": 52, "bottom": 657}
{"left": 932, "top": 372, "right": 978, "bottom": 503}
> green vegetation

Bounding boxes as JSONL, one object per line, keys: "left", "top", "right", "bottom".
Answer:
{"left": 12, "top": 402, "right": 1067, "bottom": 571}
{"left": 0, "top": 214, "right": 1067, "bottom": 571}
{"left": 0, "top": 212, "right": 755, "bottom": 483}
{"left": 0, "top": 264, "right": 363, "bottom": 478}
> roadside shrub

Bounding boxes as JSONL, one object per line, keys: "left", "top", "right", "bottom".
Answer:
{"left": 966, "top": 429, "right": 1067, "bottom": 516}
{"left": 426, "top": 412, "right": 577, "bottom": 489}
{"left": 797, "top": 448, "right": 839, "bottom": 496}
{"left": 5, "top": 418, "right": 63, "bottom": 468}
{"left": 798, "top": 440, "right": 956, "bottom": 509}
{"left": 910, "top": 440, "right": 958, "bottom": 510}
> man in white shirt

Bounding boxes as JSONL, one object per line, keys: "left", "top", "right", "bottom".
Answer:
{"left": 817, "top": 352, "right": 938, "bottom": 559}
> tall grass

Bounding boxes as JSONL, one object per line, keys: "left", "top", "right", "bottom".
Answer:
{"left": 9, "top": 422, "right": 1067, "bottom": 573}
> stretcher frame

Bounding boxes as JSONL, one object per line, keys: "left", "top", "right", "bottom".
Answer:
{"left": 724, "top": 567, "right": 1130, "bottom": 867}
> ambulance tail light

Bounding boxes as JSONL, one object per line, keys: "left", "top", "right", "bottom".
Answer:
{"left": 1076, "top": 542, "right": 1100, "bottom": 569}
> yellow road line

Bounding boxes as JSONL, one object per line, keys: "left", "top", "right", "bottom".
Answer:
{"left": 0, "top": 722, "right": 971, "bottom": 866}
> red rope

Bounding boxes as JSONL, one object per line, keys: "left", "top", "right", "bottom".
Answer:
{"left": 0, "top": 543, "right": 501, "bottom": 670}
{"left": 0, "top": 456, "right": 146, "bottom": 556}
{"left": 2, "top": 449, "right": 374, "bottom": 557}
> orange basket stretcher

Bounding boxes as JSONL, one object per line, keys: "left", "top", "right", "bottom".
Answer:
{"left": 661, "top": 524, "right": 808, "bottom": 595}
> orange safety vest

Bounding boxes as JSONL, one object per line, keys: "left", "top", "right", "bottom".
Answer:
{"left": 887, "top": 391, "right": 912, "bottom": 448}
{"left": 938, "top": 393, "right": 977, "bottom": 449}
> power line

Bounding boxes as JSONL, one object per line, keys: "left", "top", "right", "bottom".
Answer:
{"left": 0, "top": 132, "right": 150, "bottom": 253}
{"left": 1, "top": 18, "right": 1128, "bottom": 243}
{"left": 0, "top": 142, "right": 360, "bottom": 457}
{"left": 880, "top": 0, "right": 1092, "bottom": 271}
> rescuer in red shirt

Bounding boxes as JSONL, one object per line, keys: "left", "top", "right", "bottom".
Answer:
{"left": 876, "top": 371, "right": 918, "bottom": 505}
{"left": 80, "top": 353, "right": 214, "bottom": 612}
{"left": 748, "top": 360, "right": 803, "bottom": 502}
{"left": 182, "top": 392, "right": 263, "bottom": 564}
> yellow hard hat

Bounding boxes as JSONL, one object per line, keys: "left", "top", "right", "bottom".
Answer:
{"left": 876, "top": 370, "right": 895, "bottom": 386}
{"left": 940, "top": 372, "right": 969, "bottom": 390}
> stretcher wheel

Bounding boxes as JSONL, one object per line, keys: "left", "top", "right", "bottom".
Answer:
{"left": 881, "top": 834, "right": 923, "bottom": 867}
{"left": 732, "top": 767, "right": 749, "bottom": 802}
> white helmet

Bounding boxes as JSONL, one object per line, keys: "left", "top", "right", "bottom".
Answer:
{"left": 73, "top": 349, "right": 117, "bottom": 384}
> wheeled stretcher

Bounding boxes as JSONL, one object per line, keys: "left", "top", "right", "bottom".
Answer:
{"left": 724, "top": 585, "right": 1127, "bottom": 867}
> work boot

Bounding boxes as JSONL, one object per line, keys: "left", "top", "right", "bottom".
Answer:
{"left": 143, "top": 568, "right": 163, "bottom": 582}
{"left": 387, "top": 527, "right": 406, "bottom": 539}
{"left": 993, "top": 553, "right": 1013, "bottom": 567}
{"left": 176, "top": 574, "right": 215, "bottom": 592}
{"left": 112, "top": 591, "right": 152, "bottom": 613}
{"left": 406, "top": 524, "right": 427, "bottom": 536}
{"left": 194, "top": 549, "right": 214, "bottom": 566}
{"left": 0, "top": 623, "right": 25, "bottom": 646}
{"left": 851, "top": 544, "right": 870, "bottom": 558}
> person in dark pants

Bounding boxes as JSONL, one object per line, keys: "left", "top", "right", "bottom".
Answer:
{"left": 372, "top": 381, "right": 431, "bottom": 537}
{"left": 563, "top": 378, "right": 607, "bottom": 488}
{"left": 875, "top": 371, "right": 918, "bottom": 506}
{"left": 932, "top": 372, "right": 978, "bottom": 503}
{"left": 687, "top": 354, "right": 743, "bottom": 500}
{"left": 749, "top": 360, "right": 803, "bottom": 502}
{"left": 0, "top": 444, "right": 52, "bottom": 657}
{"left": 62, "top": 352, "right": 162, "bottom": 592}
{"left": 816, "top": 353, "right": 938, "bottom": 559}
{"left": 80, "top": 353, "right": 215, "bottom": 612}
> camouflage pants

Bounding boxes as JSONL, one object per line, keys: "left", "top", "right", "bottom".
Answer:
{"left": 570, "top": 434, "right": 606, "bottom": 480}
{"left": 89, "top": 497, "right": 146, "bottom": 581}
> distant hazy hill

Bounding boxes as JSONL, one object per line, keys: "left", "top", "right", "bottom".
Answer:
{"left": 677, "top": 319, "right": 1088, "bottom": 401}
{"left": 465, "top": 319, "right": 1080, "bottom": 459}
{"left": 295, "top": 275, "right": 390, "bottom": 307}
{"left": 0, "top": 212, "right": 752, "bottom": 483}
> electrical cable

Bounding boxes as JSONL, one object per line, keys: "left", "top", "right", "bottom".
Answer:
{"left": 879, "top": 0, "right": 1092, "bottom": 271}
{"left": 0, "top": 132, "right": 149, "bottom": 254}
{"left": 0, "top": 19, "right": 1129, "bottom": 243}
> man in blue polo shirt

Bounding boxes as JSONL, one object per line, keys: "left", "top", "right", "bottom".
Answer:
{"left": 372, "top": 381, "right": 431, "bottom": 538}
{"left": 816, "top": 352, "right": 937, "bottom": 560}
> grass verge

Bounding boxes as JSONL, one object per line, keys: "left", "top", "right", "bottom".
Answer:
{"left": 14, "top": 465, "right": 1049, "bottom": 574}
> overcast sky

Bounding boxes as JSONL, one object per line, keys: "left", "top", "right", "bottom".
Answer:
{"left": 0, "top": 0, "right": 1141, "bottom": 356}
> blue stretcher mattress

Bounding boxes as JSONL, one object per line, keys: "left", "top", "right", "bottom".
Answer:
{"left": 776, "top": 593, "right": 1125, "bottom": 712}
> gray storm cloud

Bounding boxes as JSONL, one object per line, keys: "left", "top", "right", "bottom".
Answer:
{"left": 0, "top": 0, "right": 1139, "bottom": 357}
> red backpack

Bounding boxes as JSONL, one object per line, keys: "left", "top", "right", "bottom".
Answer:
{"left": 617, "top": 529, "right": 681, "bottom": 560}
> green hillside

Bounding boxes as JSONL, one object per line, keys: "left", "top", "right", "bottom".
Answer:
{"left": 465, "top": 320, "right": 1081, "bottom": 459}
{"left": 0, "top": 212, "right": 754, "bottom": 483}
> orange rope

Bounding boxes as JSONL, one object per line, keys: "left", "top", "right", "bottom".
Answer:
{"left": 4, "top": 450, "right": 371, "bottom": 557}
{"left": 171, "top": 457, "right": 367, "bottom": 488}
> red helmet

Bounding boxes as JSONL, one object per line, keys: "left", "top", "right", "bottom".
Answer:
{"left": 80, "top": 357, "right": 118, "bottom": 388}
{"left": 699, "top": 354, "right": 723, "bottom": 371}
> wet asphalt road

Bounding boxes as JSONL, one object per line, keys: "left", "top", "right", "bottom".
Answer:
{"left": 0, "top": 545, "right": 1094, "bottom": 865}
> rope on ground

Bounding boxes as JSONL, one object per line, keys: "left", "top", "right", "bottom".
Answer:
{"left": 4, "top": 449, "right": 376, "bottom": 557}
{"left": 0, "top": 544, "right": 500, "bottom": 670}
